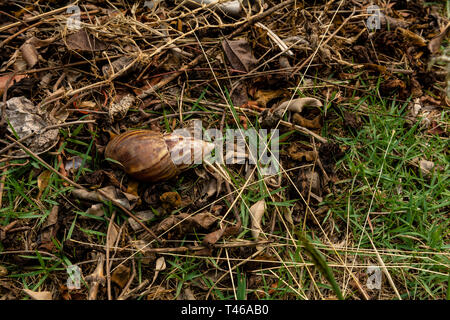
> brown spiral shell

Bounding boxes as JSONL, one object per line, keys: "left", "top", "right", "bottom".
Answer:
{"left": 105, "top": 130, "right": 215, "bottom": 182}
{"left": 105, "top": 130, "right": 178, "bottom": 182}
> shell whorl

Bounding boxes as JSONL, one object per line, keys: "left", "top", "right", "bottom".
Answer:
{"left": 105, "top": 130, "right": 178, "bottom": 182}
{"left": 105, "top": 130, "right": 215, "bottom": 182}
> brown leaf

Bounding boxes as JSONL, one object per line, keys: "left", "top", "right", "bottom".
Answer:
{"left": 249, "top": 200, "right": 266, "bottom": 241}
{"left": 222, "top": 39, "right": 257, "bottom": 72}
{"left": 128, "top": 210, "right": 155, "bottom": 231}
{"left": 274, "top": 97, "right": 323, "bottom": 114}
{"left": 37, "top": 170, "right": 52, "bottom": 199}
{"left": 107, "top": 224, "right": 119, "bottom": 248}
{"left": 0, "top": 265, "right": 8, "bottom": 276}
{"left": 202, "top": 228, "right": 225, "bottom": 247}
{"left": 150, "top": 257, "right": 166, "bottom": 285}
{"left": 202, "top": 220, "right": 241, "bottom": 247}
{"left": 39, "top": 205, "right": 59, "bottom": 252}
{"left": 102, "top": 56, "right": 138, "bottom": 78}
{"left": 292, "top": 113, "right": 322, "bottom": 129}
{"left": 111, "top": 264, "right": 130, "bottom": 288}
{"left": 132, "top": 240, "right": 156, "bottom": 264}
{"left": 23, "top": 289, "right": 53, "bottom": 300}
{"left": 230, "top": 83, "right": 248, "bottom": 108}
{"left": 191, "top": 212, "right": 217, "bottom": 229}
{"left": 288, "top": 148, "right": 318, "bottom": 162}
{"left": 66, "top": 29, "right": 107, "bottom": 52}
{"left": 20, "top": 42, "right": 39, "bottom": 68}
{"left": 0, "top": 74, "right": 27, "bottom": 95}
{"left": 253, "top": 89, "right": 287, "bottom": 108}
{"left": 397, "top": 28, "right": 427, "bottom": 47}
{"left": 428, "top": 23, "right": 450, "bottom": 54}
{"left": 297, "top": 168, "right": 321, "bottom": 198}
{"left": 160, "top": 191, "right": 182, "bottom": 209}
{"left": 72, "top": 186, "right": 138, "bottom": 210}
{"left": 157, "top": 212, "right": 216, "bottom": 235}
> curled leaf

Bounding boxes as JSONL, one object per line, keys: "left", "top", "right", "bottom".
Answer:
{"left": 202, "top": 221, "right": 241, "bottom": 247}
{"left": 249, "top": 200, "right": 266, "bottom": 241}
{"left": 66, "top": 29, "right": 107, "bottom": 52}
{"left": 275, "top": 97, "right": 323, "bottom": 114}
{"left": 23, "top": 289, "right": 53, "bottom": 300}
{"left": 222, "top": 39, "right": 257, "bottom": 72}
{"left": 111, "top": 264, "right": 130, "bottom": 288}
{"left": 428, "top": 23, "right": 450, "bottom": 54}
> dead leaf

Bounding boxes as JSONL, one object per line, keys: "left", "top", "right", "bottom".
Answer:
{"left": 66, "top": 29, "right": 107, "bottom": 52}
{"left": 111, "top": 264, "right": 130, "bottom": 288}
{"left": 230, "top": 83, "right": 248, "bottom": 108}
{"left": 109, "top": 94, "right": 135, "bottom": 121}
{"left": 202, "top": 228, "right": 225, "bottom": 247}
{"left": 253, "top": 89, "right": 287, "bottom": 108}
{"left": 126, "top": 180, "right": 139, "bottom": 197}
{"left": 0, "top": 265, "right": 8, "bottom": 276}
{"left": 418, "top": 159, "right": 439, "bottom": 177}
{"left": 128, "top": 210, "right": 155, "bottom": 231}
{"left": 107, "top": 223, "right": 119, "bottom": 248}
{"left": 157, "top": 212, "right": 216, "bottom": 235}
{"left": 150, "top": 257, "right": 166, "bottom": 285}
{"left": 222, "top": 39, "right": 257, "bottom": 72}
{"left": 20, "top": 42, "right": 39, "bottom": 68}
{"left": 397, "top": 28, "right": 427, "bottom": 47}
{"left": 102, "top": 56, "right": 138, "bottom": 78}
{"left": 178, "top": 288, "right": 196, "bottom": 300}
{"left": 160, "top": 191, "right": 182, "bottom": 209}
{"left": 292, "top": 113, "right": 322, "bottom": 129}
{"left": 72, "top": 186, "right": 138, "bottom": 210}
{"left": 202, "top": 220, "right": 241, "bottom": 247}
{"left": 132, "top": 240, "right": 156, "bottom": 264}
{"left": 37, "top": 170, "right": 52, "bottom": 199}
{"left": 249, "top": 200, "right": 266, "bottom": 241}
{"left": 5, "top": 96, "right": 59, "bottom": 154}
{"left": 188, "top": 213, "right": 217, "bottom": 229}
{"left": 0, "top": 73, "right": 27, "bottom": 94}
{"left": 428, "top": 23, "right": 450, "bottom": 54}
{"left": 39, "top": 205, "right": 59, "bottom": 252}
{"left": 85, "top": 203, "right": 104, "bottom": 218}
{"left": 288, "top": 148, "right": 318, "bottom": 162}
{"left": 23, "top": 289, "right": 53, "bottom": 300}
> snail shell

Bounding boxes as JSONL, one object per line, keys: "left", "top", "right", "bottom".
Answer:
{"left": 105, "top": 130, "right": 214, "bottom": 182}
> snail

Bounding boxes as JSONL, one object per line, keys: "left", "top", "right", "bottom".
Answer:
{"left": 105, "top": 130, "right": 215, "bottom": 182}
